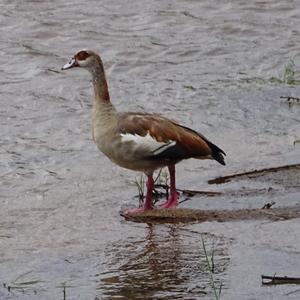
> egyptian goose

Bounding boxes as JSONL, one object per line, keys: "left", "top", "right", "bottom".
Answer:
{"left": 62, "top": 50, "right": 226, "bottom": 214}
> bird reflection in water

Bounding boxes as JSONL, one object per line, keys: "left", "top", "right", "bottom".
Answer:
{"left": 97, "top": 225, "right": 228, "bottom": 300}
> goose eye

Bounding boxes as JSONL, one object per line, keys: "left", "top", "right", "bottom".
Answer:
{"left": 76, "top": 50, "right": 90, "bottom": 61}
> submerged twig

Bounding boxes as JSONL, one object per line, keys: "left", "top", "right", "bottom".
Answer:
{"left": 179, "top": 189, "right": 221, "bottom": 197}
{"left": 262, "top": 275, "right": 300, "bottom": 285}
{"left": 47, "top": 68, "right": 61, "bottom": 74}
{"left": 261, "top": 201, "right": 276, "bottom": 209}
{"left": 280, "top": 96, "right": 300, "bottom": 106}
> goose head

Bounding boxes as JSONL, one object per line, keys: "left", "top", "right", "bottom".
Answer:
{"left": 62, "top": 49, "right": 102, "bottom": 73}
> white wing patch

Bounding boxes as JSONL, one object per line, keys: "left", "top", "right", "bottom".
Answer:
{"left": 120, "top": 132, "right": 176, "bottom": 155}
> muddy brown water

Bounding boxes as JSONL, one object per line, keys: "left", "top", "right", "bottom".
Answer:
{"left": 1, "top": 1, "right": 300, "bottom": 299}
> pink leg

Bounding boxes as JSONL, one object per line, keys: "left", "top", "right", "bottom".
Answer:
{"left": 144, "top": 174, "right": 154, "bottom": 210}
{"left": 160, "top": 165, "right": 178, "bottom": 209}
{"left": 123, "top": 174, "right": 154, "bottom": 214}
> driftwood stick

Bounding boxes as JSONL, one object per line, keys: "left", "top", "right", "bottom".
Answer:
{"left": 262, "top": 275, "right": 300, "bottom": 285}
{"left": 208, "top": 164, "right": 300, "bottom": 184}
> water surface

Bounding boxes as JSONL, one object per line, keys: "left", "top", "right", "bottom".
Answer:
{"left": 0, "top": 0, "right": 300, "bottom": 299}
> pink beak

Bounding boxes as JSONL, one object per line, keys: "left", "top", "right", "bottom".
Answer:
{"left": 61, "top": 57, "right": 79, "bottom": 70}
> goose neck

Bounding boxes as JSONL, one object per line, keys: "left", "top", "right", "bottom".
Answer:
{"left": 91, "top": 64, "right": 111, "bottom": 105}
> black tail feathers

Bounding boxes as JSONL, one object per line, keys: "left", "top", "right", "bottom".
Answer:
{"left": 208, "top": 141, "right": 226, "bottom": 166}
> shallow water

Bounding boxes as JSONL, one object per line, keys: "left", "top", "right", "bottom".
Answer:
{"left": 0, "top": 0, "right": 300, "bottom": 299}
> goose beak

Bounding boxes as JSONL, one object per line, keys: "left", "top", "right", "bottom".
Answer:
{"left": 61, "top": 57, "right": 79, "bottom": 70}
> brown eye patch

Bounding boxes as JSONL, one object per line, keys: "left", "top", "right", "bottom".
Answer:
{"left": 75, "top": 50, "right": 90, "bottom": 61}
